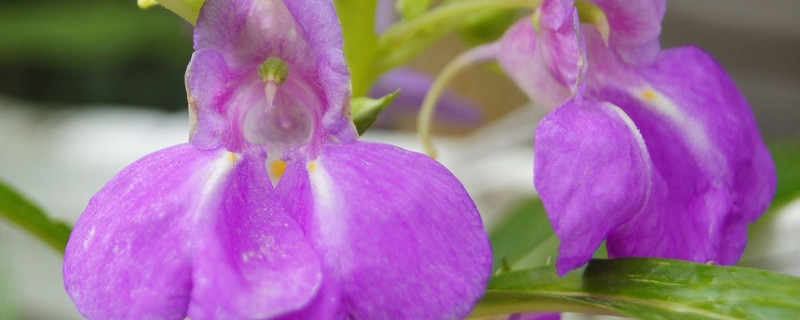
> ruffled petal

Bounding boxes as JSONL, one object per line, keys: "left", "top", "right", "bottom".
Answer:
{"left": 534, "top": 99, "right": 653, "bottom": 275}
{"left": 276, "top": 142, "right": 492, "bottom": 319}
{"left": 497, "top": 18, "right": 572, "bottom": 110}
{"left": 64, "top": 144, "right": 322, "bottom": 319}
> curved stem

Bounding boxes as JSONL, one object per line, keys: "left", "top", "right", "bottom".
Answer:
{"left": 417, "top": 44, "right": 498, "bottom": 158}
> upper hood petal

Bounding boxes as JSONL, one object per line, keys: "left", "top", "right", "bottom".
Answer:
{"left": 189, "top": 0, "right": 355, "bottom": 154}
{"left": 497, "top": 18, "right": 573, "bottom": 110}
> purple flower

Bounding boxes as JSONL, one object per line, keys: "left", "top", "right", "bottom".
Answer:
{"left": 495, "top": 0, "right": 776, "bottom": 275}
{"left": 62, "top": 0, "right": 492, "bottom": 318}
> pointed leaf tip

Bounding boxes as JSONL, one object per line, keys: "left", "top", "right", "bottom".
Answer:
{"left": 352, "top": 89, "right": 400, "bottom": 135}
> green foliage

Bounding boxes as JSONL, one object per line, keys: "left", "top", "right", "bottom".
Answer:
{"left": 0, "top": 179, "right": 71, "bottom": 254}
{"left": 351, "top": 90, "right": 400, "bottom": 135}
{"left": 767, "top": 141, "right": 800, "bottom": 208}
{"left": 489, "top": 198, "right": 557, "bottom": 272}
{"left": 448, "top": 1, "right": 520, "bottom": 46}
{"left": 335, "top": 0, "right": 380, "bottom": 97}
{"left": 0, "top": 2, "right": 191, "bottom": 67}
{"left": 395, "top": 0, "right": 434, "bottom": 21}
{"left": 377, "top": 0, "right": 535, "bottom": 72}
{"left": 475, "top": 258, "right": 800, "bottom": 319}
{"left": 0, "top": 1, "right": 193, "bottom": 110}
{"left": 0, "top": 259, "right": 17, "bottom": 320}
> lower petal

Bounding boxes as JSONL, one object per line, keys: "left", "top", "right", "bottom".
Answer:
{"left": 64, "top": 145, "right": 321, "bottom": 319}
{"left": 534, "top": 99, "right": 653, "bottom": 275}
{"left": 277, "top": 142, "right": 492, "bottom": 319}
{"left": 188, "top": 151, "right": 322, "bottom": 320}
{"left": 596, "top": 46, "right": 776, "bottom": 264}
{"left": 64, "top": 144, "right": 226, "bottom": 319}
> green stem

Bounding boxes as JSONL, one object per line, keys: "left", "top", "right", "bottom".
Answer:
{"left": 417, "top": 43, "right": 497, "bottom": 158}
{"left": 0, "top": 179, "right": 72, "bottom": 253}
{"left": 378, "top": 0, "right": 540, "bottom": 70}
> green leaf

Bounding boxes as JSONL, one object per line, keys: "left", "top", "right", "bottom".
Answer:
{"left": 335, "top": 0, "right": 381, "bottom": 97}
{"left": 766, "top": 141, "right": 800, "bottom": 208}
{"left": 351, "top": 90, "right": 400, "bottom": 135}
{"left": 474, "top": 258, "right": 800, "bottom": 319}
{"left": 447, "top": 1, "right": 520, "bottom": 46}
{"left": 489, "top": 198, "right": 558, "bottom": 272}
{"left": 0, "top": 179, "right": 72, "bottom": 254}
{"left": 395, "top": 0, "right": 434, "bottom": 21}
{"left": 741, "top": 140, "right": 800, "bottom": 263}
{"left": 377, "top": 0, "right": 536, "bottom": 71}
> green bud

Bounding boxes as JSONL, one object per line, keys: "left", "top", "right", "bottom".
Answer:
{"left": 351, "top": 90, "right": 400, "bottom": 135}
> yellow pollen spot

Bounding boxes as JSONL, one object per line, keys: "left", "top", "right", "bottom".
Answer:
{"left": 270, "top": 160, "right": 287, "bottom": 180}
{"left": 228, "top": 152, "right": 239, "bottom": 163}
{"left": 643, "top": 90, "right": 657, "bottom": 101}
{"left": 308, "top": 161, "right": 316, "bottom": 173}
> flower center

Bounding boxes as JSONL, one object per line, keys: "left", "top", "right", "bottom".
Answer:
{"left": 243, "top": 56, "right": 313, "bottom": 151}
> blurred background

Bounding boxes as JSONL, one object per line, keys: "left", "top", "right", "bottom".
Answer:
{"left": 0, "top": 0, "right": 798, "bottom": 319}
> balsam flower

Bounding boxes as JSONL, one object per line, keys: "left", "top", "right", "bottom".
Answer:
{"left": 423, "top": 0, "right": 775, "bottom": 275}
{"left": 508, "top": 0, "right": 776, "bottom": 275}
{"left": 63, "top": 0, "right": 492, "bottom": 318}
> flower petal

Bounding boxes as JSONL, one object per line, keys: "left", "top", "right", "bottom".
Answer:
{"left": 64, "top": 144, "right": 226, "bottom": 319}
{"left": 534, "top": 99, "right": 653, "bottom": 276}
{"left": 188, "top": 150, "right": 322, "bottom": 319}
{"left": 64, "top": 144, "right": 322, "bottom": 319}
{"left": 276, "top": 142, "right": 492, "bottom": 319}
{"left": 553, "top": 28, "right": 778, "bottom": 267}
{"left": 593, "top": 45, "right": 777, "bottom": 264}
{"left": 497, "top": 18, "right": 572, "bottom": 110}
{"left": 538, "top": 3, "right": 583, "bottom": 90}
{"left": 186, "top": 48, "right": 250, "bottom": 150}
{"left": 587, "top": 0, "right": 666, "bottom": 66}
{"left": 193, "top": 0, "right": 355, "bottom": 147}
{"left": 540, "top": 0, "right": 576, "bottom": 30}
